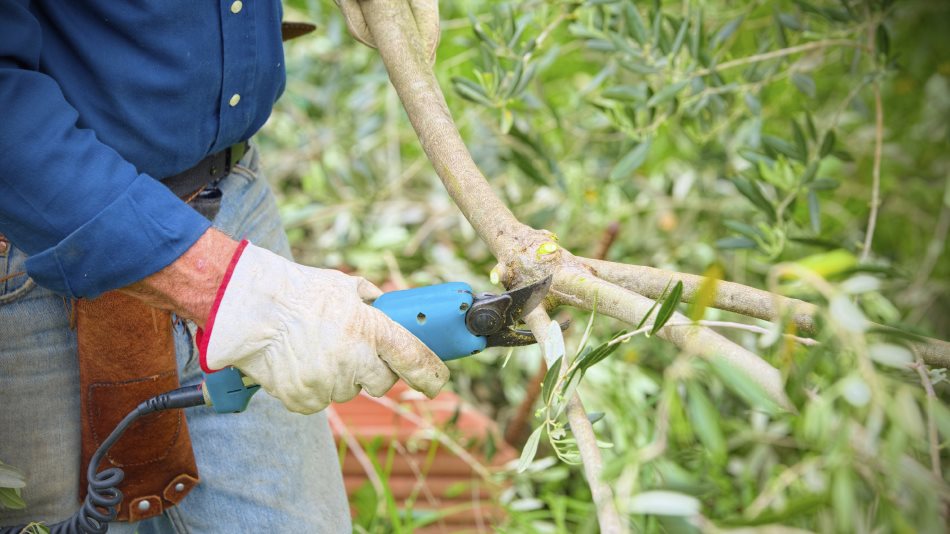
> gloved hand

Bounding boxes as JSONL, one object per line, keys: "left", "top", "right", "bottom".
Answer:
{"left": 335, "top": 0, "right": 440, "bottom": 63}
{"left": 197, "top": 241, "right": 450, "bottom": 414}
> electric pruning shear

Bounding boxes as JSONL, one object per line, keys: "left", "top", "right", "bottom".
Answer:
{"left": 201, "top": 276, "right": 555, "bottom": 413}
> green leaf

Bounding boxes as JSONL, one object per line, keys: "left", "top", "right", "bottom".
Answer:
{"left": 602, "top": 85, "right": 647, "bottom": 103}
{"left": 651, "top": 281, "right": 683, "bottom": 335}
{"left": 712, "top": 16, "right": 744, "bottom": 48}
{"left": 0, "top": 462, "right": 26, "bottom": 490}
{"left": 808, "top": 178, "right": 840, "bottom": 191}
{"left": 565, "top": 412, "right": 606, "bottom": 431}
{"left": 638, "top": 279, "right": 671, "bottom": 329}
{"left": 542, "top": 355, "right": 564, "bottom": 405}
{"left": 517, "top": 427, "right": 544, "bottom": 473}
{"left": 804, "top": 112, "right": 818, "bottom": 140}
{"left": 443, "top": 481, "right": 470, "bottom": 499}
{"left": 832, "top": 468, "right": 855, "bottom": 532}
{"left": 791, "top": 120, "right": 808, "bottom": 159}
{"left": 670, "top": 18, "right": 689, "bottom": 56}
{"left": 743, "top": 93, "right": 761, "bottom": 115}
{"left": 731, "top": 176, "right": 777, "bottom": 220}
{"left": 801, "top": 161, "right": 819, "bottom": 184}
{"left": 629, "top": 490, "right": 702, "bottom": 516}
{"left": 624, "top": 3, "right": 648, "bottom": 44}
{"left": 686, "top": 382, "right": 727, "bottom": 462}
{"left": 716, "top": 236, "right": 757, "bottom": 250}
{"left": 808, "top": 190, "right": 821, "bottom": 233}
{"left": 610, "top": 139, "right": 652, "bottom": 180}
{"left": 646, "top": 80, "right": 689, "bottom": 107}
{"left": 708, "top": 358, "right": 786, "bottom": 414}
{"left": 791, "top": 73, "right": 817, "bottom": 98}
{"left": 776, "top": 12, "right": 803, "bottom": 30}
{"left": 451, "top": 77, "right": 493, "bottom": 106}
{"left": 0, "top": 487, "right": 26, "bottom": 510}
{"left": 875, "top": 23, "right": 890, "bottom": 58}
{"left": 576, "top": 334, "right": 626, "bottom": 373}
{"left": 820, "top": 131, "right": 836, "bottom": 158}
{"left": 763, "top": 135, "right": 805, "bottom": 161}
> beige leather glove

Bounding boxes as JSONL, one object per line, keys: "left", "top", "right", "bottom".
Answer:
{"left": 335, "top": 0, "right": 440, "bottom": 63}
{"left": 197, "top": 241, "right": 450, "bottom": 414}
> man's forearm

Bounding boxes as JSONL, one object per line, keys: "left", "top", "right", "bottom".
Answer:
{"left": 120, "top": 228, "right": 239, "bottom": 328}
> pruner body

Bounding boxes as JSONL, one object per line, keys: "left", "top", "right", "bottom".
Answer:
{"left": 372, "top": 276, "right": 552, "bottom": 361}
{"left": 203, "top": 276, "right": 554, "bottom": 413}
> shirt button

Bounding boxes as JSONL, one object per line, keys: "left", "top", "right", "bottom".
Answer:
{"left": 229, "top": 94, "right": 241, "bottom": 107}
{"left": 230, "top": 1, "right": 243, "bottom": 14}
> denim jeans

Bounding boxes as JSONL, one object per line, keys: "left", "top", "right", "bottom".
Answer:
{"left": 0, "top": 144, "right": 352, "bottom": 532}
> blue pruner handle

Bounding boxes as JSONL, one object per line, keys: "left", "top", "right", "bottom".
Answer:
{"left": 372, "top": 282, "right": 487, "bottom": 361}
{"left": 201, "top": 366, "right": 260, "bottom": 414}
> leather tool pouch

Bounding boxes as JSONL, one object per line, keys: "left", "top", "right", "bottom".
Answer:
{"left": 76, "top": 292, "right": 199, "bottom": 522}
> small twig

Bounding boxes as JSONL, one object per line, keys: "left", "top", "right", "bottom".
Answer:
{"left": 389, "top": 440, "right": 447, "bottom": 518}
{"left": 861, "top": 81, "right": 884, "bottom": 262}
{"left": 382, "top": 250, "right": 409, "bottom": 290}
{"left": 594, "top": 222, "right": 621, "bottom": 261}
{"left": 691, "top": 39, "right": 868, "bottom": 79}
{"left": 911, "top": 359, "right": 942, "bottom": 481}
{"left": 608, "top": 320, "right": 819, "bottom": 347}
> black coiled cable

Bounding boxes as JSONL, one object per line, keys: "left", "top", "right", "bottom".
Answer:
{"left": 1, "top": 386, "right": 206, "bottom": 534}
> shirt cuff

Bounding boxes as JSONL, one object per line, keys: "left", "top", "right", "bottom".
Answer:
{"left": 26, "top": 174, "right": 212, "bottom": 299}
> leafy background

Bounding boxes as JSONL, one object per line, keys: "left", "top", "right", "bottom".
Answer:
{"left": 249, "top": 0, "right": 949, "bottom": 531}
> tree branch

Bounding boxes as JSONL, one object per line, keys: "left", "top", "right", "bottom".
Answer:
{"left": 524, "top": 308, "right": 628, "bottom": 534}
{"left": 552, "top": 264, "right": 794, "bottom": 411}
{"left": 359, "top": 0, "right": 544, "bottom": 264}
{"left": 581, "top": 257, "right": 950, "bottom": 368}
{"left": 581, "top": 258, "right": 818, "bottom": 331}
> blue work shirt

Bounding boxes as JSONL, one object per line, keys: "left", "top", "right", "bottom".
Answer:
{"left": 0, "top": 0, "right": 286, "bottom": 298}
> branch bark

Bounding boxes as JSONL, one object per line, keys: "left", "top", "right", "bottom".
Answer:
{"left": 581, "top": 258, "right": 818, "bottom": 331}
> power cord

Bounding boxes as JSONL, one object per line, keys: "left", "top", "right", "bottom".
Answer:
{"left": 1, "top": 386, "right": 207, "bottom": 534}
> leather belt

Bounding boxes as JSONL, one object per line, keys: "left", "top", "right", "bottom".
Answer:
{"left": 160, "top": 141, "right": 248, "bottom": 200}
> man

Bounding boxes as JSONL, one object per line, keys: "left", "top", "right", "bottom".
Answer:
{"left": 0, "top": 0, "right": 446, "bottom": 531}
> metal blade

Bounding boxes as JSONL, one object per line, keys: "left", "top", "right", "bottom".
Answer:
{"left": 485, "top": 320, "right": 571, "bottom": 348}
{"left": 501, "top": 274, "right": 553, "bottom": 325}
{"left": 466, "top": 275, "right": 553, "bottom": 336}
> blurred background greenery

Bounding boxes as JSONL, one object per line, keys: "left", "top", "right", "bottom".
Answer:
{"left": 260, "top": 0, "right": 949, "bottom": 531}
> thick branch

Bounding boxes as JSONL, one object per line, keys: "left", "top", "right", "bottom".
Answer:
{"left": 582, "top": 258, "right": 950, "bottom": 368}
{"left": 360, "top": 0, "right": 541, "bottom": 262}
{"left": 524, "top": 309, "right": 627, "bottom": 534}
{"left": 582, "top": 258, "right": 818, "bottom": 332}
{"left": 552, "top": 265, "right": 794, "bottom": 411}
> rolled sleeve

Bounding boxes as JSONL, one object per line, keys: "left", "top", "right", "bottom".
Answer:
{"left": 26, "top": 175, "right": 211, "bottom": 299}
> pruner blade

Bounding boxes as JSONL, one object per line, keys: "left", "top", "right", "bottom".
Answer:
{"left": 465, "top": 275, "right": 561, "bottom": 347}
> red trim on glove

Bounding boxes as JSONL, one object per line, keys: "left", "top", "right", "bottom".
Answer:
{"left": 197, "top": 239, "right": 249, "bottom": 373}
